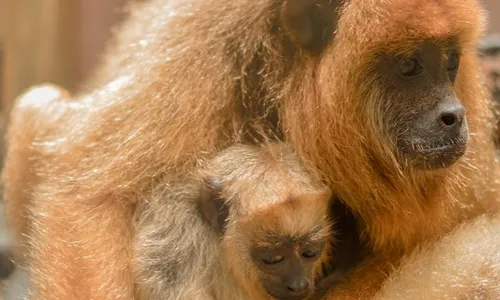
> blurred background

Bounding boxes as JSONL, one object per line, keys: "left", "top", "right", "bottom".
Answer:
{"left": 0, "top": 0, "right": 499, "bottom": 299}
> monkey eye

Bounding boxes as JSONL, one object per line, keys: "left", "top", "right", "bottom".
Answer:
{"left": 446, "top": 53, "right": 460, "bottom": 72}
{"left": 398, "top": 57, "right": 422, "bottom": 77}
{"left": 302, "top": 248, "right": 320, "bottom": 259}
{"left": 262, "top": 255, "right": 285, "bottom": 265}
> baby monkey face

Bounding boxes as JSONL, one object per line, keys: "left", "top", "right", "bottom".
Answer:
{"left": 231, "top": 193, "right": 331, "bottom": 300}
{"left": 250, "top": 235, "right": 326, "bottom": 300}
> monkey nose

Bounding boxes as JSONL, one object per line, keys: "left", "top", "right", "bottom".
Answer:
{"left": 438, "top": 102, "right": 465, "bottom": 130}
{"left": 286, "top": 277, "right": 310, "bottom": 294}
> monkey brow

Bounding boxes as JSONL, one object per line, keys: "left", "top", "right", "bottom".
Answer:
{"left": 253, "top": 241, "right": 284, "bottom": 250}
{"left": 254, "top": 234, "right": 295, "bottom": 249}
{"left": 258, "top": 229, "right": 327, "bottom": 247}
{"left": 380, "top": 37, "right": 460, "bottom": 57}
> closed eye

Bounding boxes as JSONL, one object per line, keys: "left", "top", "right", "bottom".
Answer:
{"left": 302, "top": 248, "right": 320, "bottom": 259}
{"left": 262, "top": 255, "right": 285, "bottom": 265}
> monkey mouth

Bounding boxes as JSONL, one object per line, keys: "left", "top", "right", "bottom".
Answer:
{"left": 399, "top": 136, "right": 468, "bottom": 170}
{"left": 266, "top": 291, "right": 311, "bottom": 300}
{"left": 410, "top": 137, "right": 467, "bottom": 153}
{"left": 268, "top": 295, "right": 309, "bottom": 300}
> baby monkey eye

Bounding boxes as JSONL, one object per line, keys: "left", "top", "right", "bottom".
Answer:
{"left": 302, "top": 248, "right": 319, "bottom": 259}
{"left": 262, "top": 255, "right": 284, "bottom": 265}
{"left": 398, "top": 56, "right": 422, "bottom": 77}
{"left": 446, "top": 52, "right": 460, "bottom": 72}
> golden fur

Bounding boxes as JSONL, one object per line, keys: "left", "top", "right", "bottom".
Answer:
{"left": 2, "top": 0, "right": 499, "bottom": 298}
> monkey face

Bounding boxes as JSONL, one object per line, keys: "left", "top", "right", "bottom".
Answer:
{"left": 374, "top": 41, "right": 467, "bottom": 170}
{"left": 250, "top": 239, "right": 325, "bottom": 300}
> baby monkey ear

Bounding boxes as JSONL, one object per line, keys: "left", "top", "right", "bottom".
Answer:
{"left": 198, "top": 176, "right": 230, "bottom": 234}
{"left": 281, "top": 0, "right": 341, "bottom": 52}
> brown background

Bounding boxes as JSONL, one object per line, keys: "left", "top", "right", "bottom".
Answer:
{"left": 484, "top": 0, "right": 500, "bottom": 32}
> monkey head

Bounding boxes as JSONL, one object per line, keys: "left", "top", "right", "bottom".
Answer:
{"left": 282, "top": 0, "right": 485, "bottom": 177}
{"left": 198, "top": 177, "right": 331, "bottom": 300}
{"left": 342, "top": 1, "right": 484, "bottom": 172}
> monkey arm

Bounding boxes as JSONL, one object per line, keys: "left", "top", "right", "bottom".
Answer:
{"left": 373, "top": 213, "right": 500, "bottom": 300}
{"left": 317, "top": 213, "right": 500, "bottom": 300}
{"left": 2, "top": 84, "right": 137, "bottom": 300}
{"left": 24, "top": 193, "right": 135, "bottom": 300}
{"left": 316, "top": 253, "right": 396, "bottom": 300}
{"left": 2, "top": 84, "right": 72, "bottom": 264}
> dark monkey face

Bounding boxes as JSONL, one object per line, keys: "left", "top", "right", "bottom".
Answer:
{"left": 375, "top": 42, "right": 467, "bottom": 170}
{"left": 250, "top": 238, "right": 325, "bottom": 300}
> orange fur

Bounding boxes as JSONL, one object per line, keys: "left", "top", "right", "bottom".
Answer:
{"left": 287, "top": 0, "right": 493, "bottom": 249}
{"left": 2, "top": 0, "right": 499, "bottom": 299}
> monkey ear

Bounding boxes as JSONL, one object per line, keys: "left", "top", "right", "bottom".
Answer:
{"left": 281, "top": 0, "right": 341, "bottom": 52}
{"left": 198, "top": 176, "right": 230, "bottom": 234}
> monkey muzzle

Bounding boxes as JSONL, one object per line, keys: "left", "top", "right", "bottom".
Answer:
{"left": 265, "top": 278, "right": 313, "bottom": 300}
{"left": 398, "top": 100, "right": 468, "bottom": 170}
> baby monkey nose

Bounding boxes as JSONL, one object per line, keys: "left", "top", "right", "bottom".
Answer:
{"left": 286, "top": 277, "right": 310, "bottom": 294}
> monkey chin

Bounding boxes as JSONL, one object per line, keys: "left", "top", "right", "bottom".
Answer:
{"left": 267, "top": 292, "right": 312, "bottom": 300}
{"left": 399, "top": 128, "right": 468, "bottom": 171}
